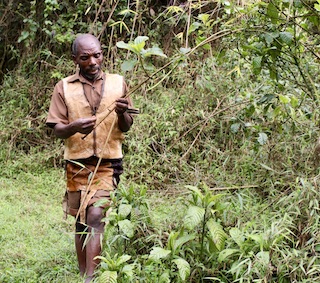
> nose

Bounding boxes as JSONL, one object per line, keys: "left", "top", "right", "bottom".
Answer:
{"left": 88, "top": 56, "right": 96, "bottom": 66}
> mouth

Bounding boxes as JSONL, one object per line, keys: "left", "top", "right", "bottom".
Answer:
{"left": 88, "top": 68, "right": 99, "bottom": 74}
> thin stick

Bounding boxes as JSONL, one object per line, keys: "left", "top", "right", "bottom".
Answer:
{"left": 82, "top": 59, "right": 176, "bottom": 139}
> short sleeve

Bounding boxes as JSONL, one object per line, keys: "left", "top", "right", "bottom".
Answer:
{"left": 46, "top": 80, "right": 69, "bottom": 128}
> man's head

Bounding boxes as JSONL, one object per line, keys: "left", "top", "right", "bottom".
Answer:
{"left": 72, "top": 34, "right": 103, "bottom": 82}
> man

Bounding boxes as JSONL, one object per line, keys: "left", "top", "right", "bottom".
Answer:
{"left": 46, "top": 33, "right": 134, "bottom": 282}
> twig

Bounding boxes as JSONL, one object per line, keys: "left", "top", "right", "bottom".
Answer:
{"left": 210, "top": 185, "right": 259, "bottom": 191}
{"left": 180, "top": 98, "right": 223, "bottom": 160}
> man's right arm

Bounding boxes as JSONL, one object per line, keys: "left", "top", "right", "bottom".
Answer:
{"left": 53, "top": 117, "right": 97, "bottom": 139}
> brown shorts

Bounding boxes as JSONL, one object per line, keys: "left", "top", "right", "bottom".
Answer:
{"left": 63, "top": 157, "right": 123, "bottom": 220}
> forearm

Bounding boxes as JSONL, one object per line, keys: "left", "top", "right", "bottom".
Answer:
{"left": 53, "top": 123, "right": 78, "bottom": 139}
{"left": 117, "top": 112, "right": 133, "bottom": 132}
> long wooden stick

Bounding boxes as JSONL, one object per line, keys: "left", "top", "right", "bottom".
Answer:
{"left": 76, "top": 117, "right": 117, "bottom": 223}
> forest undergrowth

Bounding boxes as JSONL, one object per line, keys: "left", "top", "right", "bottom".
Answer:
{"left": 2, "top": 0, "right": 320, "bottom": 282}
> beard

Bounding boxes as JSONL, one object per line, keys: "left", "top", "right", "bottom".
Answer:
{"left": 81, "top": 68, "right": 101, "bottom": 81}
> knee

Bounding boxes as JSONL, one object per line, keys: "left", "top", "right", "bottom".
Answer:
{"left": 76, "top": 221, "right": 87, "bottom": 233}
{"left": 86, "top": 207, "right": 105, "bottom": 230}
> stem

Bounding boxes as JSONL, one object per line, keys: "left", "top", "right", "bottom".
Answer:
{"left": 200, "top": 207, "right": 207, "bottom": 260}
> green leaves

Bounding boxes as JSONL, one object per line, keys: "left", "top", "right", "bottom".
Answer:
{"left": 207, "top": 219, "right": 227, "bottom": 251}
{"left": 118, "top": 219, "right": 134, "bottom": 238}
{"left": 117, "top": 36, "right": 149, "bottom": 54}
{"left": 266, "top": 2, "right": 279, "bottom": 24}
{"left": 149, "top": 247, "right": 171, "bottom": 260}
{"left": 98, "top": 271, "right": 117, "bottom": 283}
{"left": 172, "top": 258, "right": 190, "bottom": 281}
{"left": 184, "top": 205, "right": 205, "bottom": 230}
{"left": 116, "top": 36, "right": 167, "bottom": 72}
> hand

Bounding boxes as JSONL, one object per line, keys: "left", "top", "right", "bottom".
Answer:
{"left": 72, "top": 117, "right": 97, "bottom": 134}
{"left": 115, "top": 98, "right": 129, "bottom": 115}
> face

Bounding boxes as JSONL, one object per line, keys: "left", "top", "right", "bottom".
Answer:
{"left": 73, "top": 36, "right": 103, "bottom": 81}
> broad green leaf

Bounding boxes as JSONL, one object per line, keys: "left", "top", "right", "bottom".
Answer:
{"left": 116, "top": 41, "right": 136, "bottom": 53}
{"left": 167, "top": 231, "right": 179, "bottom": 252}
{"left": 98, "top": 270, "right": 117, "bottom": 283}
{"left": 279, "top": 94, "right": 290, "bottom": 104}
{"left": 188, "top": 22, "right": 201, "bottom": 34}
{"left": 263, "top": 33, "right": 274, "bottom": 46}
{"left": 290, "top": 95, "right": 299, "bottom": 108}
{"left": 118, "top": 219, "right": 134, "bottom": 238}
{"left": 116, "top": 254, "right": 131, "bottom": 266}
{"left": 18, "top": 31, "right": 30, "bottom": 43}
{"left": 149, "top": 247, "right": 171, "bottom": 261}
{"left": 218, "top": 248, "right": 239, "bottom": 262}
{"left": 185, "top": 185, "right": 204, "bottom": 200}
{"left": 121, "top": 59, "right": 137, "bottom": 71}
{"left": 206, "top": 219, "right": 227, "bottom": 251}
{"left": 252, "top": 56, "right": 262, "bottom": 75}
{"left": 172, "top": 234, "right": 195, "bottom": 252}
{"left": 172, "top": 257, "right": 190, "bottom": 281}
{"left": 141, "top": 47, "right": 167, "bottom": 58}
{"left": 133, "top": 36, "right": 149, "bottom": 53}
{"left": 198, "top": 13, "right": 210, "bottom": 24}
{"left": 118, "top": 204, "right": 132, "bottom": 218}
{"left": 279, "top": 31, "right": 293, "bottom": 46}
{"left": 121, "top": 264, "right": 135, "bottom": 278}
{"left": 248, "top": 233, "right": 264, "bottom": 249}
{"left": 184, "top": 205, "right": 205, "bottom": 230}
{"left": 229, "top": 228, "right": 244, "bottom": 248}
{"left": 266, "top": 2, "right": 278, "bottom": 24}
{"left": 257, "top": 132, "right": 268, "bottom": 145}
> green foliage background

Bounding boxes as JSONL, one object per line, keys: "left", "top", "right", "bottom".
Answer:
{"left": 1, "top": 0, "right": 320, "bottom": 282}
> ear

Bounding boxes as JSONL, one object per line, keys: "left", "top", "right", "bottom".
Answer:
{"left": 72, "top": 55, "right": 77, "bottom": 65}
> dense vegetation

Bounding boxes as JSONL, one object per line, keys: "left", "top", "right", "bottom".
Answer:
{"left": 1, "top": 0, "right": 320, "bottom": 282}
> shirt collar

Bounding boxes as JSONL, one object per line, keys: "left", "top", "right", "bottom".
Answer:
{"left": 67, "top": 69, "right": 104, "bottom": 84}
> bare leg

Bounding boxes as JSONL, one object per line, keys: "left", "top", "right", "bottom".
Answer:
{"left": 75, "top": 228, "right": 86, "bottom": 276}
{"left": 84, "top": 206, "right": 105, "bottom": 282}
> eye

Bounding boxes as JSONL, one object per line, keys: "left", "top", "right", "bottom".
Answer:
{"left": 80, "top": 56, "right": 88, "bottom": 61}
{"left": 94, "top": 53, "right": 101, "bottom": 58}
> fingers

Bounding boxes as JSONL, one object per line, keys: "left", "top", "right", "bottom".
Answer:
{"left": 115, "top": 98, "right": 129, "bottom": 115}
{"left": 74, "top": 117, "right": 97, "bottom": 134}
